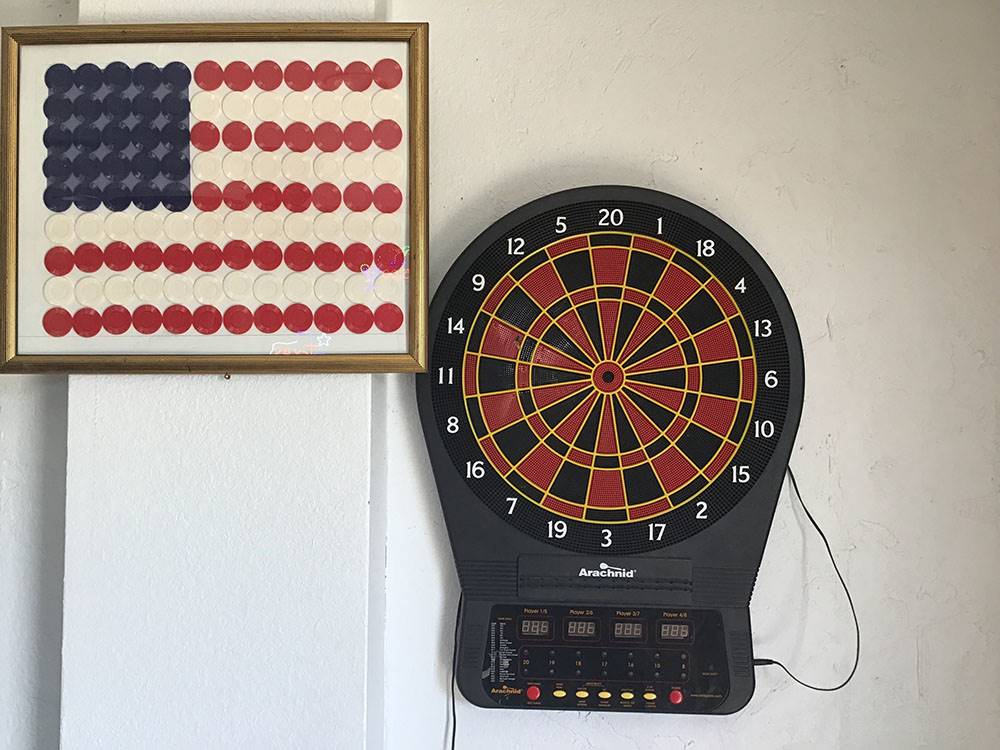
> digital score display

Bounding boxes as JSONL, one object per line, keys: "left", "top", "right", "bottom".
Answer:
{"left": 659, "top": 622, "right": 691, "bottom": 641}
{"left": 520, "top": 619, "right": 551, "bottom": 638}
{"left": 565, "top": 619, "right": 598, "bottom": 639}
{"left": 613, "top": 621, "right": 644, "bottom": 640}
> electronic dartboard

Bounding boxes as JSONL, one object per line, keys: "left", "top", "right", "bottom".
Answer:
{"left": 416, "top": 186, "right": 803, "bottom": 714}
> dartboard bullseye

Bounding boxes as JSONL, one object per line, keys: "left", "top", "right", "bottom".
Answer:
{"left": 417, "top": 186, "right": 804, "bottom": 714}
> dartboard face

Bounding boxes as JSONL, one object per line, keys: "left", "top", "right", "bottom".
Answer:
{"left": 426, "top": 187, "right": 796, "bottom": 555}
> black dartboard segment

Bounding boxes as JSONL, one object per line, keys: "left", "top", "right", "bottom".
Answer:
{"left": 425, "top": 187, "right": 794, "bottom": 555}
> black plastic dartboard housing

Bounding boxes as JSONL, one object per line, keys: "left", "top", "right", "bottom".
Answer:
{"left": 417, "top": 186, "right": 804, "bottom": 714}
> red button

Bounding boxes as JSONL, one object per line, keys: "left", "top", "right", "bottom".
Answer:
{"left": 525, "top": 685, "right": 541, "bottom": 701}
{"left": 669, "top": 689, "right": 684, "bottom": 705}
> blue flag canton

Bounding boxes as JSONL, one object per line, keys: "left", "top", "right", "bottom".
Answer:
{"left": 42, "top": 61, "right": 192, "bottom": 213}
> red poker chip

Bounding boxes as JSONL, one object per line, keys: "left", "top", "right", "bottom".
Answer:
{"left": 344, "top": 304, "right": 374, "bottom": 333}
{"left": 283, "top": 303, "right": 313, "bottom": 333}
{"left": 372, "top": 119, "right": 402, "bottom": 150}
{"left": 223, "top": 61, "right": 253, "bottom": 91}
{"left": 163, "top": 304, "right": 193, "bottom": 334}
{"left": 253, "top": 241, "right": 282, "bottom": 271}
{"left": 314, "top": 61, "right": 343, "bottom": 90}
{"left": 284, "top": 60, "right": 314, "bottom": 91}
{"left": 282, "top": 183, "right": 312, "bottom": 213}
{"left": 194, "top": 60, "right": 224, "bottom": 90}
{"left": 224, "top": 240, "right": 253, "bottom": 270}
{"left": 193, "top": 181, "right": 223, "bottom": 211}
{"left": 42, "top": 307, "right": 72, "bottom": 337}
{"left": 223, "top": 181, "right": 253, "bottom": 211}
{"left": 373, "top": 59, "right": 403, "bottom": 89}
{"left": 134, "top": 242, "right": 162, "bottom": 272}
{"left": 193, "top": 242, "right": 223, "bottom": 272}
{"left": 222, "top": 121, "right": 252, "bottom": 151}
{"left": 193, "top": 305, "right": 222, "bottom": 334}
{"left": 132, "top": 304, "right": 162, "bottom": 334}
{"left": 253, "top": 60, "right": 283, "bottom": 91}
{"left": 254, "top": 303, "right": 283, "bottom": 333}
{"left": 344, "top": 61, "right": 373, "bottom": 91}
{"left": 314, "top": 304, "right": 344, "bottom": 333}
{"left": 74, "top": 242, "right": 103, "bottom": 272}
{"left": 343, "top": 182, "right": 373, "bottom": 212}
{"left": 343, "top": 121, "right": 373, "bottom": 152}
{"left": 284, "top": 122, "right": 314, "bottom": 152}
{"left": 314, "top": 243, "right": 343, "bottom": 272}
{"left": 344, "top": 243, "right": 373, "bottom": 272}
{"left": 224, "top": 305, "right": 254, "bottom": 334}
{"left": 103, "top": 241, "right": 133, "bottom": 272}
{"left": 254, "top": 121, "right": 284, "bottom": 152}
{"left": 191, "top": 121, "right": 220, "bottom": 151}
{"left": 284, "top": 242, "right": 313, "bottom": 271}
{"left": 312, "top": 183, "right": 342, "bottom": 212}
{"left": 164, "top": 243, "right": 193, "bottom": 273}
{"left": 72, "top": 307, "right": 102, "bottom": 338}
{"left": 314, "top": 122, "right": 343, "bottom": 152}
{"left": 101, "top": 304, "right": 132, "bottom": 335}
{"left": 373, "top": 183, "right": 403, "bottom": 213}
{"left": 44, "top": 246, "right": 74, "bottom": 276}
{"left": 374, "top": 243, "right": 404, "bottom": 272}
{"left": 253, "top": 182, "right": 282, "bottom": 212}
{"left": 374, "top": 303, "right": 404, "bottom": 332}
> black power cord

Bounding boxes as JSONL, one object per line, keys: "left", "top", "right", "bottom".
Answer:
{"left": 450, "top": 592, "right": 462, "bottom": 750}
{"left": 752, "top": 466, "right": 860, "bottom": 691}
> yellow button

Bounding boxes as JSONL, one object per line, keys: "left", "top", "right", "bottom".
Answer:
{"left": 598, "top": 690, "right": 612, "bottom": 700}
{"left": 552, "top": 689, "right": 567, "bottom": 698}
{"left": 620, "top": 691, "right": 635, "bottom": 700}
{"left": 575, "top": 690, "right": 590, "bottom": 699}
{"left": 643, "top": 691, "right": 657, "bottom": 701}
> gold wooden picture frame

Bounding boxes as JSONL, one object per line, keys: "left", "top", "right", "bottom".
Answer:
{"left": 0, "top": 22, "right": 428, "bottom": 373}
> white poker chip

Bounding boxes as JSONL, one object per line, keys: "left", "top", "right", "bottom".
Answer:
{"left": 372, "top": 89, "right": 403, "bottom": 120}
{"left": 283, "top": 91, "right": 313, "bottom": 120}
{"left": 313, "top": 152, "right": 344, "bottom": 182}
{"left": 222, "top": 91, "right": 252, "bottom": 121}
{"left": 343, "top": 212, "right": 373, "bottom": 242}
{"left": 134, "top": 272, "right": 164, "bottom": 302}
{"left": 223, "top": 271, "right": 252, "bottom": 301}
{"left": 104, "top": 275, "right": 135, "bottom": 305}
{"left": 163, "top": 274, "right": 194, "bottom": 304}
{"left": 372, "top": 150, "right": 403, "bottom": 181}
{"left": 312, "top": 90, "right": 344, "bottom": 120}
{"left": 342, "top": 91, "right": 372, "bottom": 121}
{"left": 253, "top": 273, "right": 283, "bottom": 303}
{"left": 345, "top": 272, "right": 376, "bottom": 304}
{"left": 223, "top": 152, "right": 252, "bottom": 181}
{"left": 284, "top": 213, "right": 314, "bottom": 242}
{"left": 314, "top": 273, "right": 345, "bottom": 304}
{"left": 374, "top": 270, "right": 405, "bottom": 304}
{"left": 224, "top": 211, "right": 253, "bottom": 240}
{"left": 253, "top": 212, "right": 284, "bottom": 241}
{"left": 75, "top": 213, "right": 104, "bottom": 243}
{"left": 313, "top": 213, "right": 343, "bottom": 242}
{"left": 164, "top": 212, "right": 195, "bottom": 242}
{"left": 343, "top": 152, "right": 372, "bottom": 182}
{"left": 373, "top": 213, "right": 401, "bottom": 243}
{"left": 194, "top": 212, "right": 224, "bottom": 241}
{"left": 104, "top": 212, "right": 134, "bottom": 242}
{"left": 190, "top": 91, "right": 221, "bottom": 120}
{"left": 282, "top": 152, "right": 313, "bottom": 182}
{"left": 134, "top": 211, "right": 164, "bottom": 240}
{"left": 193, "top": 274, "right": 224, "bottom": 304}
{"left": 193, "top": 152, "right": 223, "bottom": 182}
{"left": 252, "top": 152, "right": 282, "bottom": 181}
{"left": 283, "top": 273, "right": 314, "bottom": 303}
{"left": 254, "top": 91, "right": 283, "bottom": 120}
{"left": 44, "top": 214, "right": 75, "bottom": 244}
{"left": 74, "top": 276, "right": 104, "bottom": 306}
{"left": 43, "top": 276, "right": 74, "bottom": 306}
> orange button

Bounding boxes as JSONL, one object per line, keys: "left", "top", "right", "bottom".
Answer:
{"left": 526, "top": 685, "right": 541, "bottom": 701}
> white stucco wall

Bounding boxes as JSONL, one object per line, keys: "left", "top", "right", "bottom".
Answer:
{"left": 1, "top": 1, "right": 998, "bottom": 749}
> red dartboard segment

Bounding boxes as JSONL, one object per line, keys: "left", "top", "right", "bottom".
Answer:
{"left": 520, "top": 263, "right": 566, "bottom": 309}
{"left": 591, "top": 246, "right": 628, "bottom": 286}
{"left": 480, "top": 391, "right": 524, "bottom": 433}
{"left": 692, "top": 395, "right": 739, "bottom": 437}
{"left": 654, "top": 264, "right": 701, "bottom": 309}
{"left": 595, "top": 397, "right": 619, "bottom": 454}
{"left": 597, "top": 300, "right": 620, "bottom": 359}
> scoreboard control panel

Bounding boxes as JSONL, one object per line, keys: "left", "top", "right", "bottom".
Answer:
{"left": 481, "top": 604, "right": 730, "bottom": 712}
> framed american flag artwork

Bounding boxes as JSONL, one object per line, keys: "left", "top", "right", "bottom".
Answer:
{"left": 0, "top": 23, "right": 427, "bottom": 373}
